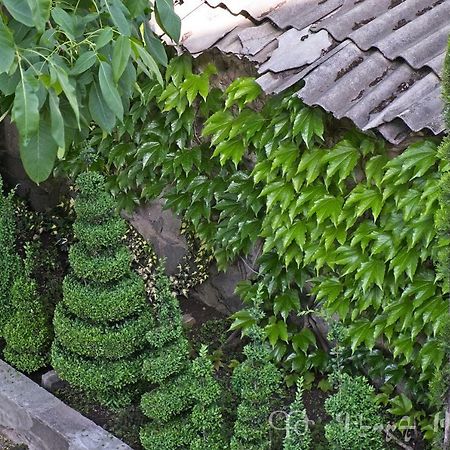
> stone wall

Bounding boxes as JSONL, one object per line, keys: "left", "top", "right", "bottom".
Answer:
{"left": 0, "top": 359, "right": 131, "bottom": 450}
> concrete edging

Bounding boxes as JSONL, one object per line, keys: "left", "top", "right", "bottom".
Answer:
{"left": 0, "top": 359, "right": 132, "bottom": 450}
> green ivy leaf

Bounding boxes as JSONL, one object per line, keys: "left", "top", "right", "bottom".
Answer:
{"left": 212, "top": 139, "right": 245, "bottom": 167}
{"left": 390, "top": 249, "right": 419, "bottom": 282}
{"left": 309, "top": 195, "right": 343, "bottom": 226}
{"left": 265, "top": 319, "right": 289, "bottom": 347}
{"left": 322, "top": 140, "right": 359, "bottom": 185}
{"left": 273, "top": 291, "right": 300, "bottom": 320}
{"left": 292, "top": 107, "right": 324, "bottom": 148}
{"left": 355, "top": 259, "right": 385, "bottom": 292}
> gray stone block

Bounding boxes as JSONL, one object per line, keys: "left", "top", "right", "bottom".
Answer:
{"left": 41, "top": 370, "right": 67, "bottom": 393}
{"left": 0, "top": 360, "right": 132, "bottom": 450}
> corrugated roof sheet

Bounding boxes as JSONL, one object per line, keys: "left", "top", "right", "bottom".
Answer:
{"left": 174, "top": 0, "right": 449, "bottom": 142}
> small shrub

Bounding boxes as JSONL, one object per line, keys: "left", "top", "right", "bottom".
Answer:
{"left": 0, "top": 176, "right": 20, "bottom": 336}
{"left": 324, "top": 374, "right": 385, "bottom": 450}
{"left": 283, "top": 377, "right": 311, "bottom": 450}
{"left": 140, "top": 266, "right": 194, "bottom": 450}
{"left": 190, "top": 345, "right": 226, "bottom": 450}
{"left": 3, "top": 246, "right": 51, "bottom": 373}
{"left": 230, "top": 326, "right": 282, "bottom": 450}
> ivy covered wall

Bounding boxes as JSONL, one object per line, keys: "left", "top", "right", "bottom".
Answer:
{"left": 49, "top": 54, "right": 450, "bottom": 439}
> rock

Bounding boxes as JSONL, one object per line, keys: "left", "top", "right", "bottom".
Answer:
{"left": 182, "top": 314, "right": 196, "bottom": 329}
{"left": 124, "top": 199, "right": 188, "bottom": 275}
{"left": 41, "top": 370, "right": 67, "bottom": 393}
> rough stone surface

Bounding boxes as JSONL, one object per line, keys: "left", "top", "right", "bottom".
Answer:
{"left": 127, "top": 199, "right": 259, "bottom": 314}
{"left": 0, "top": 359, "right": 131, "bottom": 450}
{"left": 182, "top": 313, "right": 197, "bottom": 329}
{"left": 125, "top": 199, "right": 188, "bottom": 275}
{"left": 41, "top": 370, "right": 67, "bottom": 393}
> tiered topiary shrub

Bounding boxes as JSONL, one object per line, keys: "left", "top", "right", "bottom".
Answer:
{"left": 230, "top": 326, "right": 282, "bottom": 450}
{"left": 283, "top": 377, "right": 311, "bottom": 450}
{"left": 0, "top": 176, "right": 20, "bottom": 337}
{"left": 140, "top": 266, "right": 194, "bottom": 450}
{"left": 52, "top": 172, "right": 152, "bottom": 406}
{"left": 190, "top": 345, "right": 225, "bottom": 450}
{"left": 3, "top": 245, "right": 51, "bottom": 373}
{"left": 324, "top": 374, "right": 385, "bottom": 450}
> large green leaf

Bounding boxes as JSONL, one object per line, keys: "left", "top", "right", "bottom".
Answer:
{"left": 27, "top": 0, "right": 51, "bottom": 32}
{"left": 12, "top": 75, "right": 39, "bottom": 140}
{"left": 3, "top": 0, "right": 34, "bottom": 27}
{"left": 71, "top": 51, "right": 97, "bottom": 75}
{"left": 112, "top": 36, "right": 131, "bottom": 82}
{"left": 48, "top": 90, "right": 65, "bottom": 149}
{"left": 98, "top": 61, "right": 123, "bottom": 120}
{"left": 88, "top": 81, "right": 116, "bottom": 133}
{"left": 0, "top": 18, "right": 15, "bottom": 74}
{"left": 51, "top": 7, "right": 78, "bottom": 39}
{"left": 20, "top": 116, "right": 58, "bottom": 183}
{"left": 104, "top": 0, "right": 131, "bottom": 36}
{"left": 144, "top": 23, "right": 167, "bottom": 67}
{"left": 155, "top": 0, "right": 181, "bottom": 42}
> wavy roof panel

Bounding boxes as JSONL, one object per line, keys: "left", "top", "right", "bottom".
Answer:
{"left": 174, "top": 0, "right": 448, "bottom": 143}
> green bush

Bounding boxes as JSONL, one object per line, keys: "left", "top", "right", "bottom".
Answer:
{"left": 140, "top": 266, "right": 193, "bottom": 450}
{"left": 0, "top": 176, "right": 20, "bottom": 336}
{"left": 190, "top": 345, "right": 225, "bottom": 450}
{"left": 52, "top": 172, "right": 151, "bottom": 406}
{"left": 324, "top": 374, "right": 385, "bottom": 450}
{"left": 231, "top": 326, "right": 282, "bottom": 450}
{"left": 3, "top": 247, "right": 51, "bottom": 373}
{"left": 283, "top": 377, "right": 311, "bottom": 450}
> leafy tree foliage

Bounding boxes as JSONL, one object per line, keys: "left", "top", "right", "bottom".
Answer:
{"left": 57, "top": 55, "right": 446, "bottom": 440}
{"left": 0, "top": 0, "right": 180, "bottom": 183}
{"left": 3, "top": 245, "right": 51, "bottom": 373}
{"left": 140, "top": 266, "right": 193, "bottom": 450}
{"left": 283, "top": 377, "right": 311, "bottom": 450}
{"left": 190, "top": 345, "right": 226, "bottom": 450}
{"left": 0, "top": 175, "right": 19, "bottom": 337}
{"left": 52, "top": 171, "right": 152, "bottom": 407}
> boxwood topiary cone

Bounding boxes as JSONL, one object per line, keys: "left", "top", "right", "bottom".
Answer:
{"left": 52, "top": 171, "right": 152, "bottom": 407}
{"left": 140, "top": 266, "right": 194, "bottom": 450}
{"left": 3, "top": 246, "right": 51, "bottom": 373}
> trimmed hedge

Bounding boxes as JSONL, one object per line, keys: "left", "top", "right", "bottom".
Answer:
{"left": 52, "top": 342, "right": 145, "bottom": 392}
{"left": 140, "top": 416, "right": 194, "bottom": 450}
{"left": 69, "top": 244, "right": 131, "bottom": 282}
{"left": 73, "top": 217, "right": 126, "bottom": 248}
{"left": 52, "top": 172, "right": 152, "bottom": 406}
{"left": 53, "top": 304, "right": 153, "bottom": 359}
{"left": 62, "top": 273, "right": 146, "bottom": 322}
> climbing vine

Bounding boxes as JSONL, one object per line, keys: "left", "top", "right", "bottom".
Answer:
{"left": 58, "top": 55, "right": 447, "bottom": 439}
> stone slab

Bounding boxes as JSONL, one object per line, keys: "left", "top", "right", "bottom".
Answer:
{"left": 0, "top": 360, "right": 132, "bottom": 450}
